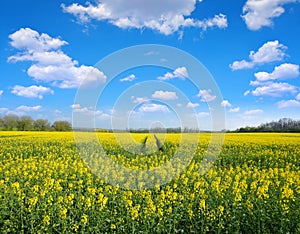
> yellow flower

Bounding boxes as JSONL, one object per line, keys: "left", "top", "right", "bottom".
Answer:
{"left": 157, "top": 208, "right": 163, "bottom": 218}
{"left": 281, "top": 185, "right": 294, "bottom": 200}
{"left": 59, "top": 208, "right": 67, "bottom": 219}
{"left": 187, "top": 207, "right": 193, "bottom": 218}
{"left": 199, "top": 199, "right": 206, "bottom": 210}
{"left": 11, "top": 182, "right": 20, "bottom": 192}
{"left": 66, "top": 193, "right": 75, "bottom": 204}
{"left": 57, "top": 196, "right": 63, "bottom": 203}
{"left": 28, "top": 197, "right": 38, "bottom": 207}
{"left": 218, "top": 205, "right": 224, "bottom": 215}
{"left": 43, "top": 215, "right": 50, "bottom": 225}
{"left": 110, "top": 224, "right": 116, "bottom": 230}
{"left": 81, "top": 214, "right": 88, "bottom": 225}
{"left": 72, "top": 224, "right": 79, "bottom": 232}
{"left": 85, "top": 197, "right": 92, "bottom": 208}
{"left": 131, "top": 205, "right": 140, "bottom": 220}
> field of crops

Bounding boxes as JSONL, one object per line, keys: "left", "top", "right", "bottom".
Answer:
{"left": 0, "top": 131, "right": 299, "bottom": 233}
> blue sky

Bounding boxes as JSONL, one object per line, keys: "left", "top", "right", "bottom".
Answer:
{"left": 0, "top": 0, "right": 300, "bottom": 130}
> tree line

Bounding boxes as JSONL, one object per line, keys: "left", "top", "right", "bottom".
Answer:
{"left": 0, "top": 114, "right": 72, "bottom": 131}
{"left": 234, "top": 118, "right": 300, "bottom": 133}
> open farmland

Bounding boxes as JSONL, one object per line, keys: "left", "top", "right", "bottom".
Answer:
{"left": 0, "top": 132, "right": 299, "bottom": 233}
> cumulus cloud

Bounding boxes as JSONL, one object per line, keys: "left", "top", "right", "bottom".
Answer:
{"left": 277, "top": 99, "right": 300, "bottom": 108}
{"left": 9, "top": 27, "right": 67, "bottom": 52}
{"left": 230, "top": 40, "right": 287, "bottom": 70}
{"left": 62, "top": 0, "right": 227, "bottom": 36}
{"left": 139, "top": 103, "right": 170, "bottom": 113}
{"left": 0, "top": 108, "right": 9, "bottom": 114}
{"left": 11, "top": 85, "right": 54, "bottom": 99}
{"left": 197, "top": 89, "right": 216, "bottom": 102}
{"left": 244, "top": 109, "right": 263, "bottom": 115}
{"left": 16, "top": 105, "right": 42, "bottom": 112}
{"left": 249, "top": 82, "right": 297, "bottom": 97}
{"left": 158, "top": 67, "right": 189, "bottom": 81}
{"left": 71, "top": 104, "right": 81, "bottom": 109}
{"left": 247, "top": 63, "right": 299, "bottom": 98}
{"left": 120, "top": 74, "right": 136, "bottom": 82}
{"left": 187, "top": 102, "right": 199, "bottom": 108}
{"left": 242, "top": 0, "right": 300, "bottom": 30}
{"left": 0, "top": 90, "right": 3, "bottom": 97}
{"left": 276, "top": 92, "right": 300, "bottom": 108}
{"left": 151, "top": 90, "right": 178, "bottom": 100}
{"left": 8, "top": 28, "right": 106, "bottom": 89}
{"left": 131, "top": 96, "right": 149, "bottom": 104}
{"left": 254, "top": 63, "right": 299, "bottom": 81}
{"left": 71, "top": 103, "right": 109, "bottom": 119}
{"left": 221, "top": 100, "right": 240, "bottom": 113}
{"left": 221, "top": 100, "right": 232, "bottom": 107}
{"left": 229, "top": 107, "right": 240, "bottom": 113}
{"left": 0, "top": 106, "right": 42, "bottom": 116}
{"left": 197, "top": 112, "right": 209, "bottom": 117}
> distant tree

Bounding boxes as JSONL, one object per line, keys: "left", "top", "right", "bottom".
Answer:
{"left": 3, "top": 114, "right": 19, "bottom": 130}
{"left": 0, "top": 117, "right": 4, "bottom": 130}
{"left": 17, "top": 116, "right": 34, "bottom": 131}
{"left": 34, "top": 119, "right": 51, "bottom": 131}
{"left": 52, "top": 121, "right": 72, "bottom": 131}
{"left": 235, "top": 118, "right": 300, "bottom": 132}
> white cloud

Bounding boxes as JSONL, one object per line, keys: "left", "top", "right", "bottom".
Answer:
{"left": 254, "top": 63, "right": 299, "bottom": 81}
{"left": 62, "top": 1, "right": 227, "bottom": 36}
{"left": 244, "top": 109, "right": 263, "bottom": 115}
{"left": 0, "top": 108, "right": 9, "bottom": 114}
{"left": 229, "top": 107, "right": 240, "bottom": 113}
{"left": 197, "top": 112, "right": 209, "bottom": 117}
{"left": 152, "top": 90, "right": 178, "bottom": 100}
{"left": 242, "top": 0, "right": 300, "bottom": 31}
{"left": 144, "top": 50, "right": 159, "bottom": 56}
{"left": 250, "top": 82, "right": 297, "bottom": 97}
{"left": 244, "top": 90, "right": 250, "bottom": 96}
{"left": 277, "top": 99, "right": 300, "bottom": 108}
{"left": 11, "top": 85, "right": 54, "bottom": 99}
{"left": 221, "top": 100, "right": 232, "bottom": 107}
{"left": 131, "top": 96, "right": 149, "bottom": 104}
{"left": 71, "top": 104, "right": 81, "bottom": 109}
{"left": 230, "top": 40, "right": 287, "bottom": 70}
{"left": 247, "top": 63, "right": 299, "bottom": 99}
{"left": 8, "top": 27, "right": 67, "bottom": 52}
{"left": 174, "top": 67, "right": 189, "bottom": 79}
{"left": 8, "top": 28, "right": 106, "bottom": 89}
{"left": 197, "top": 89, "right": 216, "bottom": 102}
{"left": 139, "top": 103, "right": 170, "bottom": 113}
{"left": 0, "top": 90, "right": 3, "bottom": 96}
{"left": 16, "top": 105, "right": 42, "bottom": 112}
{"left": 187, "top": 102, "right": 199, "bottom": 108}
{"left": 276, "top": 92, "right": 300, "bottom": 108}
{"left": 72, "top": 106, "right": 93, "bottom": 114}
{"left": 71, "top": 104, "right": 108, "bottom": 118}
{"left": 120, "top": 74, "right": 136, "bottom": 82}
{"left": 96, "top": 112, "right": 111, "bottom": 120}
{"left": 250, "top": 80, "right": 261, "bottom": 86}
{"left": 54, "top": 109, "right": 63, "bottom": 115}
{"left": 158, "top": 66, "right": 189, "bottom": 80}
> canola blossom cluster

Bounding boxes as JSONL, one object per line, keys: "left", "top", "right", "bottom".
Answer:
{"left": 0, "top": 132, "right": 299, "bottom": 233}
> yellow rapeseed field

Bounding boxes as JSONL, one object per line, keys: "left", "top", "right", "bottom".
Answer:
{"left": 0, "top": 131, "right": 299, "bottom": 233}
